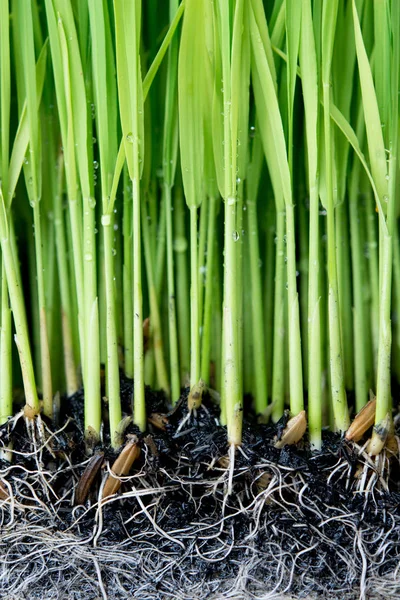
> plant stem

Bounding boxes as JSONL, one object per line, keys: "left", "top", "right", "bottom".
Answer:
{"left": 247, "top": 191, "right": 267, "bottom": 414}
{"left": 0, "top": 191, "right": 39, "bottom": 414}
{"left": 123, "top": 169, "right": 133, "bottom": 379}
{"left": 165, "top": 183, "right": 180, "bottom": 402}
{"left": 132, "top": 174, "right": 145, "bottom": 430}
{"left": 142, "top": 200, "right": 170, "bottom": 395}
{"left": 200, "top": 196, "right": 217, "bottom": 386}
{"left": 0, "top": 262, "right": 12, "bottom": 424}
{"left": 190, "top": 206, "right": 200, "bottom": 388}
{"left": 174, "top": 184, "right": 190, "bottom": 386}
{"left": 272, "top": 209, "right": 286, "bottom": 422}
{"left": 349, "top": 158, "right": 368, "bottom": 412}
{"left": 223, "top": 197, "right": 241, "bottom": 444}
{"left": 102, "top": 213, "right": 122, "bottom": 446}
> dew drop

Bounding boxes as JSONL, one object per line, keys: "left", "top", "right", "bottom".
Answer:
{"left": 232, "top": 230, "right": 239, "bottom": 242}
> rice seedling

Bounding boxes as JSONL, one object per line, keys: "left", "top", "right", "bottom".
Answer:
{"left": 0, "top": 0, "right": 400, "bottom": 597}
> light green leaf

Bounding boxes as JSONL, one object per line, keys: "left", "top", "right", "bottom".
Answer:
{"left": 352, "top": 0, "right": 388, "bottom": 205}
{"left": 178, "top": 0, "right": 206, "bottom": 208}
{"left": 8, "top": 42, "right": 48, "bottom": 208}
{"left": 250, "top": 4, "right": 291, "bottom": 208}
{"left": 114, "top": 0, "right": 144, "bottom": 181}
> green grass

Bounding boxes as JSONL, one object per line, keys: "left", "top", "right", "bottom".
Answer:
{"left": 0, "top": 0, "right": 399, "bottom": 456}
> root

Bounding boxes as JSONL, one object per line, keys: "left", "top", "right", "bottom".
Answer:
{"left": 0, "top": 417, "right": 399, "bottom": 599}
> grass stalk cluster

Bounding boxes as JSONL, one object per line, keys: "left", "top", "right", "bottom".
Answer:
{"left": 0, "top": 0, "right": 399, "bottom": 453}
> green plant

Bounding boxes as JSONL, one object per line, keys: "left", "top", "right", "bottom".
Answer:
{"left": 0, "top": 0, "right": 399, "bottom": 460}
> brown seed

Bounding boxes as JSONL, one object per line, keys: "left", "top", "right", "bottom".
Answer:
{"left": 274, "top": 410, "right": 307, "bottom": 449}
{"left": 102, "top": 437, "right": 140, "bottom": 500}
{"left": 75, "top": 453, "right": 104, "bottom": 505}
{"left": 345, "top": 396, "right": 376, "bottom": 442}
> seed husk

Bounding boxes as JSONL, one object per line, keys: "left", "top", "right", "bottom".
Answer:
{"left": 345, "top": 395, "right": 376, "bottom": 442}
{"left": 274, "top": 410, "right": 307, "bottom": 449}
{"left": 75, "top": 452, "right": 104, "bottom": 505}
{"left": 102, "top": 436, "right": 140, "bottom": 500}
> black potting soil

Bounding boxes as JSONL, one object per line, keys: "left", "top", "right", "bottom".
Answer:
{"left": 0, "top": 376, "right": 399, "bottom": 599}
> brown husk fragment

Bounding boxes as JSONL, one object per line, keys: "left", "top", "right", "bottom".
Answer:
{"left": 345, "top": 395, "right": 376, "bottom": 442}
{"left": 274, "top": 410, "right": 307, "bottom": 448}
{"left": 148, "top": 412, "right": 168, "bottom": 430}
{"left": 102, "top": 436, "right": 140, "bottom": 499}
{"left": 75, "top": 452, "right": 104, "bottom": 505}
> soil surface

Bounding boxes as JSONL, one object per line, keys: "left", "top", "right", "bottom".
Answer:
{"left": 0, "top": 376, "right": 399, "bottom": 599}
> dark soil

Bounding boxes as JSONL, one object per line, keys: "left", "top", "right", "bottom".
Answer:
{"left": 0, "top": 376, "right": 399, "bottom": 599}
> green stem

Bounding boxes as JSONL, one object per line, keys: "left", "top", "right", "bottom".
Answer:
{"left": 142, "top": 201, "right": 170, "bottom": 395}
{"left": 366, "top": 193, "right": 380, "bottom": 375}
{"left": 197, "top": 195, "right": 208, "bottom": 326}
{"left": 83, "top": 194, "right": 101, "bottom": 438}
{"left": 102, "top": 213, "right": 122, "bottom": 447}
{"left": 392, "top": 225, "right": 400, "bottom": 381}
{"left": 323, "top": 83, "right": 349, "bottom": 431}
{"left": 33, "top": 202, "right": 53, "bottom": 418}
{"left": 0, "top": 262, "right": 12, "bottom": 424}
{"left": 264, "top": 200, "right": 275, "bottom": 399}
{"left": 165, "top": 183, "right": 180, "bottom": 403}
{"left": 298, "top": 196, "right": 309, "bottom": 392}
{"left": 174, "top": 184, "right": 190, "bottom": 386}
{"left": 272, "top": 209, "right": 286, "bottom": 423}
{"left": 0, "top": 194, "right": 39, "bottom": 414}
{"left": 236, "top": 181, "right": 244, "bottom": 402}
{"left": 222, "top": 197, "right": 241, "bottom": 445}
{"left": 211, "top": 235, "right": 222, "bottom": 393}
{"left": 308, "top": 179, "right": 322, "bottom": 448}
{"left": 123, "top": 170, "right": 133, "bottom": 378}
{"left": 286, "top": 202, "right": 304, "bottom": 415}
{"left": 349, "top": 161, "right": 368, "bottom": 412}
{"left": 155, "top": 182, "right": 167, "bottom": 299}
{"left": 247, "top": 193, "right": 267, "bottom": 414}
{"left": 336, "top": 201, "right": 354, "bottom": 391}
{"left": 190, "top": 205, "right": 200, "bottom": 388}
{"left": 200, "top": 196, "right": 217, "bottom": 385}
{"left": 132, "top": 175, "right": 145, "bottom": 431}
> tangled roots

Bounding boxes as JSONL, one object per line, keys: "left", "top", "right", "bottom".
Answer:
{"left": 0, "top": 414, "right": 400, "bottom": 599}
